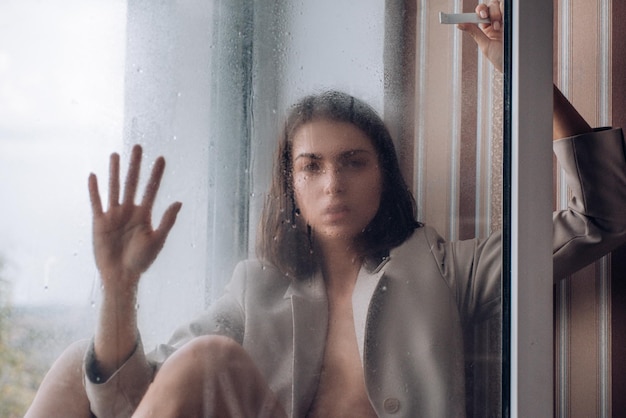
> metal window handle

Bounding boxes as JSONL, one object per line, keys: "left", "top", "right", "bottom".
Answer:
{"left": 438, "top": 12, "right": 490, "bottom": 25}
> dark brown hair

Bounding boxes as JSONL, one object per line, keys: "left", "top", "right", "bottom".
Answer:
{"left": 256, "top": 90, "right": 420, "bottom": 278}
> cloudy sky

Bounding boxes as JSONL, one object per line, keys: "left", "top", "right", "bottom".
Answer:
{"left": 0, "top": 0, "right": 126, "bottom": 306}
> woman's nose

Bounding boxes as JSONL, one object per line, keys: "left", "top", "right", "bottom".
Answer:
{"left": 323, "top": 168, "right": 344, "bottom": 194}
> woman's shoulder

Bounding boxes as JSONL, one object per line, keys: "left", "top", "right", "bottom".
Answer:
{"left": 384, "top": 225, "right": 442, "bottom": 270}
{"left": 228, "top": 258, "right": 294, "bottom": 296}
{"left": 385, "top": 225, "right": 502, "bottom": 299}
{"left": 389, "top": 224, "right": 502, "bottom": 263}
{"left": 390, "top": 224, "right": 444, "bottom": 253}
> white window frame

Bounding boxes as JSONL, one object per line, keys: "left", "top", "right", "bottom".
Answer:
{"left": 508, "top": 0, "right": 554, "bottom": 416}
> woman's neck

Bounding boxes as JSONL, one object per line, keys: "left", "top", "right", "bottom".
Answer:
{"left": 317, "top": 239, "right": 363, "bottom": 295}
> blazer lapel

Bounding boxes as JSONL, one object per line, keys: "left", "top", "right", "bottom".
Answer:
{"left": 352, "top": 262, "right": 388, "bottom": 361}
{"left": 284, "top": 273, "right": 328, "bottom": 417}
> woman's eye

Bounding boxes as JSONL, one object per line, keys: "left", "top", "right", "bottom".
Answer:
{"left": 302, "top": 162, "right": 320, "bottom": 172}
{"left": 346, "top": 158, "right": 367, "bottom": 169}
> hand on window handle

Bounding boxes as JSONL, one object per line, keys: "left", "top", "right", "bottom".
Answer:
{"left": 457, "top": 0, "right": 504, "bottom": 73}
{"left": 456, "top": 1, "right": 592, "bottom": 140}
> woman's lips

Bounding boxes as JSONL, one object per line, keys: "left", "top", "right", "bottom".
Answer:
{"left": 324, "top": 204, "right": 350, "bottom": 221}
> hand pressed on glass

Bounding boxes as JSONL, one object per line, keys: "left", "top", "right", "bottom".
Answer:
{"left": 88, "top": 145, "right": 182, "bottom": 291}
{"left": 87, "top": 144, "right": 183, "bottom": 381}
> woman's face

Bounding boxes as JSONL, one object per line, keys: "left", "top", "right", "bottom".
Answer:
{"left": 291, "top": 119, "right": 383, "bottom": 245}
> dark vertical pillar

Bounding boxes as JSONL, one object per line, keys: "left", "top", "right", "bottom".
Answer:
{"left": 610, "top": 3, "right": 626, "bottom": 414}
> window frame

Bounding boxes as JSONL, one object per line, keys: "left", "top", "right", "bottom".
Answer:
{"left": 506, "top": 0, "right": 554, "bottom": 416}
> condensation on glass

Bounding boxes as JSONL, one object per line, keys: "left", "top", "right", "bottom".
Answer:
{"left": 1, "top": 0, "right": 503, "bottom": 415}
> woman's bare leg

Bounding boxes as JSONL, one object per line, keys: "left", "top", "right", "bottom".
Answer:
{"left": 24, "top": 339, "right": 94, "bottom": 418}
{"left": 132, "top": 335, "right": 287, "bottom": 418}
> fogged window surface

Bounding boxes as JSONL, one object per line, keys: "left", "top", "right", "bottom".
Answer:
{"left": 1, "top": 1, "right": 503, "bottom": 416}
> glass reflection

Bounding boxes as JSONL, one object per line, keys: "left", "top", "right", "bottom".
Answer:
{"left": 4, "top": 0, "right": 508, "bottom": 416}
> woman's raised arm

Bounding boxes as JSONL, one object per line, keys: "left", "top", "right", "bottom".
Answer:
{"left": 459, "top": 0, "right": 593, "bottom": 139}
{"left": 88, "top": 144, "right": 182, "bottom": 379}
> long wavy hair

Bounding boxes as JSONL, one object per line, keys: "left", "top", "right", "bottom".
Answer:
{"left": 256, "top": 91, "right": 420, "bottom": 278}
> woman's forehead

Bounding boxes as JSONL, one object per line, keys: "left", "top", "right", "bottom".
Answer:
{"left": 291, "top": 120, "right": 375, "bottom": 155}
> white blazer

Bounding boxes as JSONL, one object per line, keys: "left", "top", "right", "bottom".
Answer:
{"left": 85, "top": 128, "right": 626, "bottom": 418}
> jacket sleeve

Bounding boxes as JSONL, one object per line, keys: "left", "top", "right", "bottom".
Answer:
{"left": 552, "top": 128, "right": 626, "bottom": 279}
{"left": 83, "top": 262, "right": 248, "bottom": 418}
{"left": 83, "top": 338, "right": 154, "bottom": 418}
{"left": 442, "top": 128, "right": 626, "bottom": 321}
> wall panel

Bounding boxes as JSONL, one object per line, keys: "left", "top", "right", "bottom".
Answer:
{"left": 554, "top": 1, "right": 626, "bottom": 416}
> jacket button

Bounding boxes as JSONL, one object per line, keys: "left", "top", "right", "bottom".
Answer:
{"left": 383, "top": 397, "right": 400, "bottom": 414}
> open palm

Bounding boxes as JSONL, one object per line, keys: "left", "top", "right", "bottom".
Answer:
{"left": 88, "top": 145, "right": 182, "bottom": 292}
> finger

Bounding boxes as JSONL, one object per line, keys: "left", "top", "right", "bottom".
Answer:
{"left": 474, "top": 2, "right": 501, "bottom": 31}
{"left": 88, "top": 173, "right": 104, "bottom": 216}
{"left": 475, "top": 3, "right": 489, "bottom": 19}
{"left": 487, "top": 0, "right": 503, "bottom": 30}
{"left": 154, "top": 202, "right": 182, "bottom": 244}
{"left": 141, "top": 156, "right": 166, "bottom": 211}
{"left": 108, "top": 152, "right": 120, "bottom": 208}
{"left": 458, "top": 22, "right": 492, "bottom": 52}
{"left": 122, "top": 144, "right": 143, "bottom": 206}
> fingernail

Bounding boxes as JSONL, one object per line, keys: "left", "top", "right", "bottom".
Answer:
{"left": 493, "top": 21, "right": 500, "bottom": 31}
{"left": 480, "top": 10, "right": 488, "bottom": 19}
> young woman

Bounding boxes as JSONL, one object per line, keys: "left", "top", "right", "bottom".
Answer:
{"left": 25, "top": 2, "right": 626, "bottom": 417}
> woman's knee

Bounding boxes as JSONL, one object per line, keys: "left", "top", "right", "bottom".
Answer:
{"left": 165, "top": 335, "right": 247, "bottom": 377}
{"left": 140, "top": 336, "right": 282, "bottom": 418}
{"left": 24, "top": 339, "right": 92, "bottom": 418}
{"left": 58, "top": 339, "right": 91, "bottom": 372}
{"left": 39, "top": 339, "right": 90, "bottom": 386}
{"left": 184, "top": 335, "right": 244, "bottom": 358}
{"left": 137, "top": 336, "right": 251, "bottom": 416}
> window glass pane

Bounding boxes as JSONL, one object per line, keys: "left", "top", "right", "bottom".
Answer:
{"left": 5, "top": 1, "right": 506, "bottom": 416}
{"left": 1, "top": 0, "right": 125, "bottom": 413}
